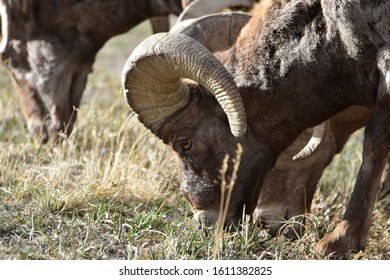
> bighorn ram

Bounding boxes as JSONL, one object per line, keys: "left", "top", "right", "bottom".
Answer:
{"left": 0, "top": 0, "right": 254, "bottom": 142}
{"left": 171, "top": 11, "right": 375, "bottom": 237}
{"left": 122, "top": 0, "right": 390, "bottom": 257}
{"left": 179, "top": 1, "right": 388, "bottom": 241}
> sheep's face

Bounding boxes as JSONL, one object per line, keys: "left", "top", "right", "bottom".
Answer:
{"left": 158, "top": 87, "right": 276, "bottom": 228}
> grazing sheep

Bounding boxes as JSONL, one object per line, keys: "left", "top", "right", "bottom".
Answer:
{"left": 0, "top": 0, "right": 253, "bottom": 142}
{"left": 257, "top": 105, "right": 371, "bottom": 237}
{"left": 122, "top": 0, "right": 390, "bottom": 257}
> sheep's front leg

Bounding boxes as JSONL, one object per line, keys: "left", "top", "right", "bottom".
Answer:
{"left": 42, "top": 65, "right": 90, "bottom": 142}
{"left": 315, "top": 47, "right": 390, "bottom": 258}
{"left": 11, "top": 77, "right": 49, "bottom": 143}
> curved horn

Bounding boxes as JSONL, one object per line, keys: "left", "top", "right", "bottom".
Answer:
{"left": 170, "top": 12, "right": 251, "bottom": 53}
{"left": 0, "top": 1, "right": 10, "bottom": 53}
{"left": 181, "top": 0, "right": 193, "bottom": 9}
{"left": 178, "top": 0, "right": 254, "bottom": 22}
{"left": 122, "top": 32, "right": 247, "bottom": 137}
{"left": 292, "top": 122, "right": 328, "bottom": 161}
{"left": 150, "top": 16, "right": 170, "bottom": 34}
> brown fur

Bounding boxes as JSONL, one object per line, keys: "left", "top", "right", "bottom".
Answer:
{"left": 0, "top": 0, "right": 182, "bottom": 142}
{"left": 136, "top": 0, "right": 390, "bottom": 257}
{"left": 256, "top": 106, "right": 371, "bottom": 237}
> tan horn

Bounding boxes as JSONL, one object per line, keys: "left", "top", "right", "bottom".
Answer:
{"left": 177, "top": 0, "right": 255, "bottom": 22}
{"left": 292, "top": 122, "right": 328, "bottom": 161}
{"left": 122, "top": 32, "right": 247, "bottom": 137}
{"left": 171, "top": 12, "right": 251, "bottom": 53}
{"left": 0, "top": 1, "right": 10, "bottom": 53}
{"left": 181, "top": 0, "right": 193, "bottom": 9}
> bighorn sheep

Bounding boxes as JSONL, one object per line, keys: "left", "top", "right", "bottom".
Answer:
{"left": 258, "top": 104, "right": 390, "bottom": 237}
{"left": 122, "top": 0, "right": 390, "bottom": 257}
{"left": 257, "top": 105, "right": 371, "bottom": 237}
{"left": 0, "top": 0, "right": 254, "bottom": 142}
{"left": 177, "top": 1, "right": 388, "bottom": 241}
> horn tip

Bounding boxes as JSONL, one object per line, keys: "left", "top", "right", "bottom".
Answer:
{"left": 231, "top": 124, "right": 247, "bottom": 137}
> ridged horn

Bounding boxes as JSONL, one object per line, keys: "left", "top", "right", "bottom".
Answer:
{"left": 292, "top": 122, "right": 328, "bottom": 161}
{"left": 0, "top": 1, "right": 10, "bottom": 53}
{"left": 181, "top": 0, "right": 193, "bottom": 9}
{"left": 122, "top": 32, "right": 247, "bottom": 137}
{"left": 177, "top": 0, "right": 255, "bottom": 22}
{"left": 170, "top": 12, "right": 251, "bottom": 53}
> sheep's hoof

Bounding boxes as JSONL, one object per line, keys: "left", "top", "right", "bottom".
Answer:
{"left": 314, "top": 220, "right": 365, "bottom": 258}
{"left": 27, "top": 118, "right": 49, "bottom": 145}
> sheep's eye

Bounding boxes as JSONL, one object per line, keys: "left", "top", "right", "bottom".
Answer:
{"left": 179, "top": 139, "right": 193, "bottom": 151}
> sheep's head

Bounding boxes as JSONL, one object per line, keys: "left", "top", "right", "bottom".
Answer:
{"left": 122, "top": 13, "right": 276, "bottom": 228}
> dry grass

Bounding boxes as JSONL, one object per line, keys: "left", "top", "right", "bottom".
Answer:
{"left": 0, "top": 21, "right": 389, "bottom": 260}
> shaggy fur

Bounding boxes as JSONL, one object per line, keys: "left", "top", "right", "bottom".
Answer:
{"left": 0, "top": 0, "right": 182, "bottom": 142}
{"left": 135, "top": 0, "right": 390, "bottom": 257}
{"left": 233, "top": 0, "right": 390, "bottom": 257}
